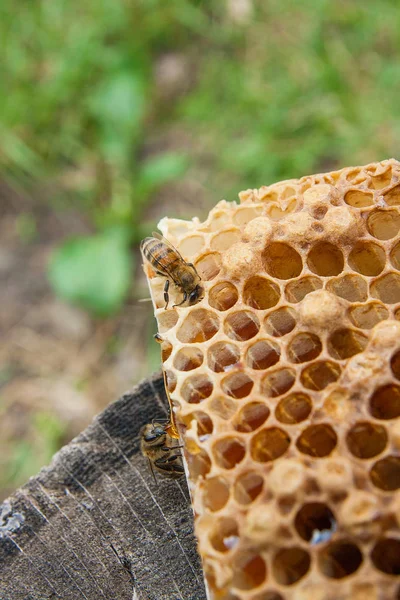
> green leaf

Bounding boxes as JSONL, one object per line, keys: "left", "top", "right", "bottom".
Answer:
{"left": 140, "top": 152, "right": 188, "bottom": 189}
{"left": 88, "top": 70, "right": 147, "bottom": 161}
{"left": 48, "top": 228, "right": 132, "bottom": 316}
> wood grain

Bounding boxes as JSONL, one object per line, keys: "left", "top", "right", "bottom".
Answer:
{"left": 0, "top": 373, "right": 206, "bottom": 600}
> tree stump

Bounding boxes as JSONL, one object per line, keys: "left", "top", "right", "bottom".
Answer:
{"left": 0, "top": 373, "right": 206, "bottom": 600}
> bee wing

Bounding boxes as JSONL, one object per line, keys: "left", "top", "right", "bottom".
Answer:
{"left": 140, "top": 234, "right": 175, "bottom": 277}
{"left": 152, "top": 231, "right": 200, "bottom": 276}
{"left": 151, "top": 231, "right": 185, "bottom": 260}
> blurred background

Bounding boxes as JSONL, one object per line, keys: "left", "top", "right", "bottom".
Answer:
{"left": 1, "top": 0, "right": 399, "bottom": 499}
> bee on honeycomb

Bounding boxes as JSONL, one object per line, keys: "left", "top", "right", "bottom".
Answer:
{"left": 143, "top": 159, "right": 400, "bottom": 600}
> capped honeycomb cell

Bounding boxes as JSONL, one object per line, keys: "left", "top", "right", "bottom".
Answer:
{"left": 144, "top": 159, "right": 400, "bottom": 600}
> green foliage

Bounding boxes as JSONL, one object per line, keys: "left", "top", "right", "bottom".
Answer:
{"left": 1, "top": 0, "right": 400, "bottom": 316}
{"left": 48, "top": 228, "right": 132, "bottom": 316}
{"left": 4, "top": 412, "right": 65, "bottom": 492}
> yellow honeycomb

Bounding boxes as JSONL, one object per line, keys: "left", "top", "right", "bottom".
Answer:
{"left": 143, "top": 158, "right": 400, "bottom": 600}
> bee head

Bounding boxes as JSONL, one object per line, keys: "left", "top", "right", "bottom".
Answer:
{"left": 143, "top": 423, "right": 166, "bottom": 445}
{"left": 189, "top": 284, "right": 204, "bottom": 305}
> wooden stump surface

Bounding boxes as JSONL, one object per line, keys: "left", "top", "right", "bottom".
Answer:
{"left": 0, "top": 373, "right": 206, "bottom": 600}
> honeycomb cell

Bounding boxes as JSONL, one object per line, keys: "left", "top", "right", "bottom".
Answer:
{"left": 349, "top": 302, "right": 389, "bottom": 329}
{"left": 181, "top": 374, "right": 213, "bottom": 404}
{"left": 348, "top": 241, "right": 385, "bottom": 276}
{"left": 269, "top": 459, "right": 306, "bottom": 496}
{"left": 251, "top": 592, "right": 283, "bottom": 600}
{"left": 383, "top": 183, "right": 400, "bottom": 206}
{"left": 266, "top": 199, "right": 297, "bottom": 220}
{"left": 177, "top": 309, "right": 219, "bottom": 343}
{"left": 161, "top": 340, "right": 173, "bottom": 362}
{"left": 346, "top": 422, "right": 387, "bottom": 459}
{"left": 300, "top": 361, "right": 341, "bottom": 391}
{"left": 234, "top": 471, "right": 264, "bottom": 504}
{"left": 209, "top": 281, "right": 239, "bottom": 311}
{"left": 173, "top": 347, "right": 204, "bottom": 371}
{"left": 275, "top": 392, "right": 312, "bottom": 424}
{"left": 165, "top": 370, "right": 177, "bottom": 393}
{"left": 157, "top": 310, "right": 178, "bottom": 332}
{"left": 233, "top": 206, "right": 263, "bottom": 226}
{"left": 369, "top": 166, "right": 392, "bottom": 189}
{"left": 328, "top": 328, "right": 368, "bottom": 360}
{"left": 182, "top": 411, "right": 214, "bottom": 437}
{"left": 370, "top": 456, "right": 400, "bottom": 491}
{"left": 264, "top": 307, "right": 296, "bottom": 337}
{"left": 208, "top": 210, "right": 231, "bottom": 232}
{"left": 294, "top": 502, "right": 336, "bottom": 542}
{"left": 233, "top": 402, "right": 270, "bottom": 433}
{"left": 246, "top": 340, "right": 280, "bottom": 370}
{"left": 232, "top": 550, "right": 267, "bottom": 590}
{"left": 318, "top": 541, "right": 363, "bottom": 579}
{"left": 186, "top": 447, "right": 211, "bottom": 481}
{"left": 288, "top": 332, "right": 322, "bottom": 363}
{"left": 367, "top": 209, "right": 400, "bottom": 240}
{"left": 272, "top": 547, "right": 311, "bottom": 586}
{"left": 251, "top": 427, "right": 291, "bottom": 462}
{"left": 296, "top": 424, "right": 337, "bottom": 457}
{"left": 243, "top": 276, "right": 280, "bottom": 310}
{"left": 326, "top": 274, "right": 368, "bottom": 302}
{"left": 222, "top": 372, "right": 254, "bottom": 399}
{"left": 202, "top": 477, "right": 230, "bottom": 512}
{"left": 390, "top": 241, "right": 400, "bottom": 270}
{"left": 344, "top": 189, "right": 374, "bottom": 207}
{"left": 307, "top": 242, "right": 344, "bottom": 276}
{"left": 208, "top": 342, "right": 240, "bottom": 373}
{"left": 224, "top": 311, "right": 260, "bottom": 341}
{"left": 178, "top": 235, "right": 205, "bottom": 257}
{"left": 370, "top": 272, "right": 400, "bottom": 304}
{"left": 285, "top": 276, "right": 323, "bottom": 303}
{"left": 391, "top": 350, "right": 400, "bottom": 380}
{"left": 369, "top": 384, "right": 400, "bottom": 419}
{"left": 211, "top": 229, "right": 241, "bottom": 251}
{"left": 209, "top": 517, "right": 239, "bottom": 553}
{"left": 209, "top": 396, "right": 237, "bottom": 420}
{"left": 213, "top": 437, "right": 246, "bottom": 469}
{"left": 370, "top": 538, "right": 400, "bottom": 575}
{"left": 261, "top": 367, "right": 296, "bottom": 398}
{"left": 195, "top": 252, "right": 221, "bottom": 281}
{"left": 262, "top": 242, "right": 303, "bottom": 279}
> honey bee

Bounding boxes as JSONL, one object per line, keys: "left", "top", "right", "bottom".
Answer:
{"left": 141, "top": 233, "right": 203, "bottom": 309}
{"left": 141, "top": 421, "right": 184, "bottom": 480}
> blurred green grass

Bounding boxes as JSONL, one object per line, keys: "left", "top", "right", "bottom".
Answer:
{"left": 1, "top": 0, "right": 400, "bottom": 492}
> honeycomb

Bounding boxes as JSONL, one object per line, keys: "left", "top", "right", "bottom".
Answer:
{"left": 143, "top": 159, "right": 400, "bottom": 600}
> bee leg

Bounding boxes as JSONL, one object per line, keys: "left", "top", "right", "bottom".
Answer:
{"left": 173, "top": 291, "right": 187, "bottom": 308}
{"left": 163, "top": 279, "right": 170, "bottom": 309}
{"left": 155, "top": 454, "right": 184, "bottom": 475}
{"left": 161, "top": 445, "right": 183, "bottom": 452}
